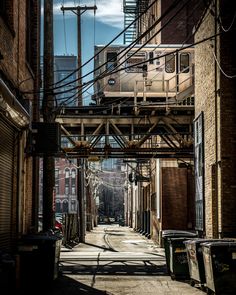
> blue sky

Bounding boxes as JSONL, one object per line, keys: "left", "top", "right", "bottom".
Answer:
{"left": 41, "top": 0, "right": 124, "bottom": 104}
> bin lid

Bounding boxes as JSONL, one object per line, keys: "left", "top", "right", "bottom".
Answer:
{"left": 162, "top": 230, "right": 197, "bottom": 238}
{"left": 20, "top": 232, "right": 61, "bottom": 242}
{"left": 183, "top": 238, "right": 227, "bottom": 246}
{"left": 167, "top": 237, "right": 195, "bottom": 242}
{"left": 201, "top": 240, "right": 236, "bottom": 249}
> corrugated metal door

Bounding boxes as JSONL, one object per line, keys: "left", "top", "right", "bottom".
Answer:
{"left": 0, "top": 117, "right": 15, "bottom": 251}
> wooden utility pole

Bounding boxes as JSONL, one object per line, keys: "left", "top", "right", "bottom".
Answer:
{"left": 61, "top": 5, "right": 97, "bottom": 105}
{"left": 61, "top": 4, "right": 97, "bottom": 242}
{"left": 42, "top": 0, "right": 55, "bottom": 231}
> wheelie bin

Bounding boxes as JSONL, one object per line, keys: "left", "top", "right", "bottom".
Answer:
{"left": 162, "top": 230, "right": 198, "bottom": 275}
{"left": 201, "top": 241, "right": 236, "bottom": 295}
{"left": 168, "top": 236, "right": 196, "bottom": 280}
{"left": 17, "top": 232, "right": 62, "bottom": 290}
{"left": 184, "top": 239, "right": 234, "bottom": 288}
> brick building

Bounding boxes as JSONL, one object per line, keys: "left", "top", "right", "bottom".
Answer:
{"left": 123, "top": 0, "right": 203, "bottom": 244}
{"left": 194, "top": 0, "right": 236, "bottom": 238}
{"left": 0, "top": 0, "right": 41, "bottom": 254}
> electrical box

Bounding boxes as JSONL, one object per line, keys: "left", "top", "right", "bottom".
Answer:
{"left": 31, "top": 122, "right": 61, "bottom": 154}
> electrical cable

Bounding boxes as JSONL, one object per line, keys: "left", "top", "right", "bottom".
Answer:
{"left": 50, "top": 0, "right": 160, "bottom": 87}
{"left": 31, "top": 0, "right": 190, "bottom": 97}
{"left": 22, "top": 0, "right": 175, "bottom": 94}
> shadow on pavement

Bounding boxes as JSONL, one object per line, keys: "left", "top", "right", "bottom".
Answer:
{"left": 60, "top": 263, "right": 168, "bottom": 276}
{"left": 17, "top": 275, "right": 110, "bottom": 295}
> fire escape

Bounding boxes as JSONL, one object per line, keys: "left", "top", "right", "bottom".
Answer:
{"left": 123, "top": 0, "right": 137, "bottom": 44}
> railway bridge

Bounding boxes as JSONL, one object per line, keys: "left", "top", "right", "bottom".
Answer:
{"left": 55, "top": 102, "right": 194, "bottom": 160}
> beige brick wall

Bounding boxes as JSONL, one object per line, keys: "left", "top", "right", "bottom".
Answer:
{"left": 194, "top": 5, "right": 219, "bottom": 238}
{"left": 195, "top": 0, "right": 236, "bottom": 238}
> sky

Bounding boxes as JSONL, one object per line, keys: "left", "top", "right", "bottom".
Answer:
{"left": 41, "top": 0, "right": 124, "bottom": 104}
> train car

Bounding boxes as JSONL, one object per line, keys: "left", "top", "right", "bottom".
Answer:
{"left": 93, "top": 44, "right": 194, "bottom": 105}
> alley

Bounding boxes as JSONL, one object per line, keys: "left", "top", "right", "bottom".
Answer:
{"left": 43, "top": 224, "right": 206, "bottom": 295}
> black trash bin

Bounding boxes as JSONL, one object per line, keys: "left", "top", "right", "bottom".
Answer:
{"left": 168, "top": 236, "right": 196, "bottom": 280}
{"left": 162, "top": 230, "right": 197, "bottom": 275}
{"left": 202, "top": 241, "right": 236, "bottom": 295}
{"left": 17, "top": 232, "right": 62, "bottom": 289}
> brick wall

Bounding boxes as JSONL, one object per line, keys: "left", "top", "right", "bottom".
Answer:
{"left": 0, "top": 0, "right": 40, "bottom": 94}
{"left": 161, "top": 167, "right": 194, "bottom": 230}
{"left": 195, "top": 0, "right": 236, "bottom": 238}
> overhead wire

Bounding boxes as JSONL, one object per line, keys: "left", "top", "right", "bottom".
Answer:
{"left": 21, "top": 0, "right": 165, "bottom": 95}
{"left": 55, "top": 0, "right": 214, "bottom": 109}
{"left": 50, "top": 0, "right": 160, "bottom": 87}
{"left": 31, "top": 0, "right": 190, "bottom": 98}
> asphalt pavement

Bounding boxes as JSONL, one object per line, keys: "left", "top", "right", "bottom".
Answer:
{"left": 16, "top": 224, "right": 206, "bottom": 295}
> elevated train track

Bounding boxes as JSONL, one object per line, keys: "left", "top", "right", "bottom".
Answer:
{"left": 56, "top": 103, "right": 194, "bottom": 159}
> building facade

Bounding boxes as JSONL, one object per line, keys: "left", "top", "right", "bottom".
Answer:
{"left": 194, "top": 0, "right": 236, "bottom": 238}
{"left": 0, "top": 0, "right": 41, "bottom": 253}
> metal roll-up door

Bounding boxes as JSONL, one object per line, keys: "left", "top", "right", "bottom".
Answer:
{"left": 0, "top": 117, "right": 15, "bottom": 251}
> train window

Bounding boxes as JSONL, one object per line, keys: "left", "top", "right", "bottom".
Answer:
{"left": 126, "top": 51, "right": 146, "bottom": 72}
{"left": 180, "top": 53, "right": 190, "bottom": 73}
{"left": 165, "top": 54, "right": 175, "bottom": 73}
{"left": 106, "top": 52, "right": 117, "bottom": 71}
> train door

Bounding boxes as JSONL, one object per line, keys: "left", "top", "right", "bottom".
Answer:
{"left": 164, "top": 51, "right": 177, "bottom": 94}
{"left": 177, "top": 52, "right": 192, "bottom": 92}
{"left": 149, "top": 50, "right": 165, "bottom": 93}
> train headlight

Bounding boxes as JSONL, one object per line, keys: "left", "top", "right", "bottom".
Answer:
{"left": 108, "top": 78, "right": 116, "bottom": 86}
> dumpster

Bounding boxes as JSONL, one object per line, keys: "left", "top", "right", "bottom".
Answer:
{"left": 184, "top": 239, "right": 233, "bottom": 288}
{"left": 17, "top": 232, "right": 62, "bottom": 289}
{"left": 202, "top": 241, "right": 236, "bottom": 295}
{"left": 162, "top": 230, "right": 197, "bottom": 275}
{"left": 168, "top": 236, "right": 196, "bottom": 280}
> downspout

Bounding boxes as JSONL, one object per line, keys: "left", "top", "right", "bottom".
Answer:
{"left": 214, "top": 0, "right": 219, "bottom": 238}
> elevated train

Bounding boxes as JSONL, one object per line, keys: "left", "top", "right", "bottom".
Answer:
{"left": 93, "top": 44, "right": 194, "bottom": 106}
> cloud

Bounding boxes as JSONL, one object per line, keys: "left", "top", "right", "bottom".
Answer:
{"left": 51, "top": 0, "right": 124, "bottom": 29}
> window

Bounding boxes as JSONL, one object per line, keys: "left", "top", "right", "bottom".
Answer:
{"left": 106, "top": 52, "right": 117, "bottom": 71}
{"left": 165, "top": 54, "right": 175, "bottom": 73}
{"left": 126, "top": 51, "right": 146, "bottom": 73}
{"left": 65, "top": 168, "right": 70, "bottom": 194}
{"left": 71, "top": 168, "right": 76, "bottom": 195}
{"left": 180, "top": 53, "right": 189, "bottom": 73}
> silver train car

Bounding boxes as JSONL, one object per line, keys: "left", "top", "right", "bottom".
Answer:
{"left": 93, "top": 44, "right": 194, "bottom": 104}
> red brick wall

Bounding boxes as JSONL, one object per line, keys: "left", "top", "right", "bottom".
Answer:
{"left": 161, "top": 0, "right": 205, "bottom": 44}
{"left": 162, "top": 167, "right": 194, "bottom": 230}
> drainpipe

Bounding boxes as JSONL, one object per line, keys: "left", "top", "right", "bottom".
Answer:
{"left": 214, "top": 0, "right": 219, "bottom": 238}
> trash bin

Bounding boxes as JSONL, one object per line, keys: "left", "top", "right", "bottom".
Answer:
{"left": 184, "top": 239, "right": 234, "bottom": 288}
{"left": 202, "top": 241, "right": 236, "bottom": 295}
{"left": 162, "top": 230, "right": 198, "bottom": 275}
{"left": 168, "top": 236, "right": 196, "bottom": 280}
{"left": 17, "top": 232, "right": 62, "bottom": 289}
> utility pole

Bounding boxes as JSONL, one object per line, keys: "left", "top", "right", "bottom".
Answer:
{"left": 61, "top": 4, "right": 97, "bottom": 242}
{"left": 42, "top": 0, "right": 55, "bottom": 231}
{"left": 61, "top": 5, "right": 97, "bottom": 105}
